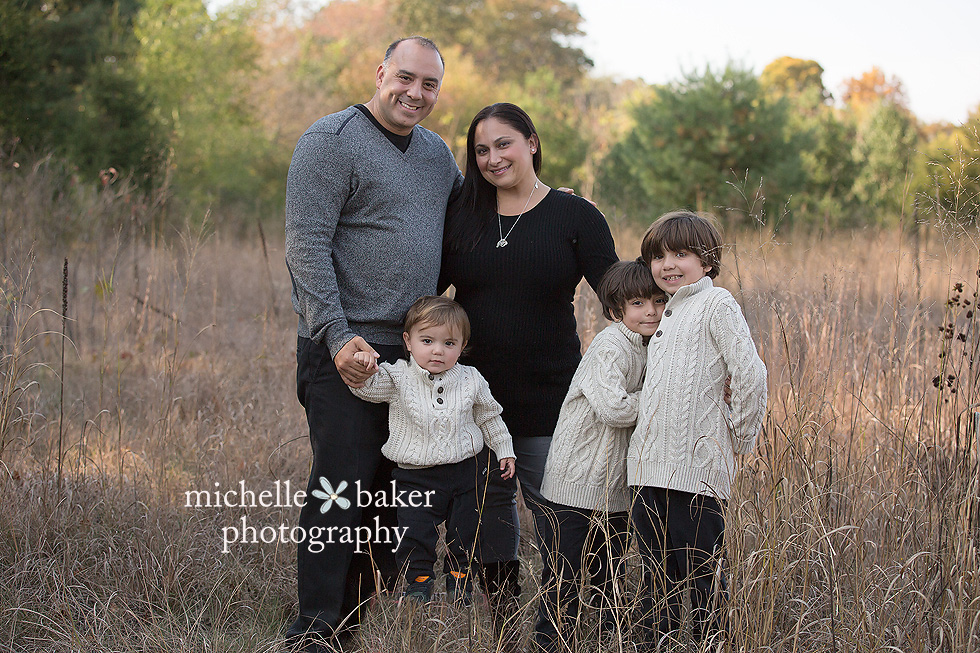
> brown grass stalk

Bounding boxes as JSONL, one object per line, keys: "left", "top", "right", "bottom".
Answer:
{"left": 2, "top": 164, "right": 980, "bottom": 651}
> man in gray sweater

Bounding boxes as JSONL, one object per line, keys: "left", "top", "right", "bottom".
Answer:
{"left": 284, "top": 36, "right": 462, "bottom": 651}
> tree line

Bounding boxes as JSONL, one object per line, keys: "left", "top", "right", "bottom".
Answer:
{"left": 2, "top": 0, "right": 978, "bottom": 232}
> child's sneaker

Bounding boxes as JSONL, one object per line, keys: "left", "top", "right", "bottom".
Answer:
{"left": 445, "top": 570, "right": 473, "bottom": 606}
{"left": 403, "top": 575, "right": 434, "bottom": 603}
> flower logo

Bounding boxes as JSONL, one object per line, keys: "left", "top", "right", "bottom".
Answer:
{"left": 310, "top": 478, "right": 350, "bottom": 513}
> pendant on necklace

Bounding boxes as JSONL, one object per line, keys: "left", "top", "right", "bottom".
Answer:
{"left": 496, "top": 180, "right": 538, "bottom": 251}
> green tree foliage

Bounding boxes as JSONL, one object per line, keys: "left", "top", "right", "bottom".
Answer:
{"left": 396, "top": 0, "right": 593, "bottom": 180}
{"left": 256, "top": 0, "right": 594, "bottom": 192}
{"left": 427, "top": 45, "right": 499, "bottom": 157}
{"left": 760, "top": 56, "right": 832, "bottom": 106}
{"left": 396, "top": 0, "right": 592, "bottom": 84}
{"left": 561, "top": 77, "right": 648, "bottom": 200}
{"left": 0, "top": 0, "right": 163, "bottom": 182}
{"left": 760, "top": 57, "right": 858, "bottom": 229}
{"left": 597, "top": 65, "right": 801, "bottom": 226}
{"left": 4, "top": 0, "right": 967, "bottom": 231}
{"left": 251, "top": 0, "right": 401, "bottom": 180}
{"left": 0, "top": 0, "right": 47, "bottom": 143}
{"left": 919, "top": 108, "right": 980, "bottom": 223}
{"left": 135, "top": 0, "right": 276, "bottom": 210}
{"left": 506, "top": 69, "right": 589, "bottom": 187}
{"left": 850, "top": 101, "right": 918, "bottom": 223}
{"left": 791, "top": 107, "right": 860, "bottom": 228}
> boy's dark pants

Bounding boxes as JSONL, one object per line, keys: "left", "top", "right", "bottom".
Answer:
{"left": 286, "top": 338, "right": 402, "bottom": 641}
{"left": 534, "top": 502, "right": 629, "bottom": 651}
{"left": 631, "top": 486, "right": 728, "bottom": 644}
{"left": 392, "top": 449, "right": 488, "bottom": 585}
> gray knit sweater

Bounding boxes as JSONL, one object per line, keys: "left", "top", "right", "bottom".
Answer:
{"left": 540, "top": 321, "right": 647, "bottom": 513}
{"left": 285, "top": 106, "right": 463, "bottom": 357}
{"left": 627, "top": 277, "right": 767, "bottom": 501}
{"left": 351, "top": 357, "right": 515, "bottom": 469}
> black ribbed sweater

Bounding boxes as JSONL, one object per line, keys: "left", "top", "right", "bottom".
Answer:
{"left": 440, "top": 189, "right": 618, "bottom": 439}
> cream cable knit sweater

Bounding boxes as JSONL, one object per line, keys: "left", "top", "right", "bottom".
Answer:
{"left": 351, "top": 357, "right": 515, "bottom": 469}
{"left": 541, "top": 321, "right": 646, "bottom": 513}
{"left": 627, "top": 277, "right": 767, "bottom": 501}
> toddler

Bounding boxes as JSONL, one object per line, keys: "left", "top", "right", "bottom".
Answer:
{"left": 351, "top": 295, "right": 516, "bottom": 603}
{"left": 627, "top": 211, "right": 767, "bottom": 646}
{"left": 535, "top": 259, "right": 667, "bottom": 651}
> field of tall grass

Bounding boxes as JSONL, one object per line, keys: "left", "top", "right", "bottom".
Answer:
{"left": 2, "top": 157, "right": 979, "bottom": 652}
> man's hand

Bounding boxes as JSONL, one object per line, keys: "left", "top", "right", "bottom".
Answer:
{"left": 499, "top": 457, "right": 516, "bottom": 480}
{"left": 334, "top": 336, "right": 379, "bottom": 387}
{"left": 557, "top": 187, "right": 600, "bottom": 212}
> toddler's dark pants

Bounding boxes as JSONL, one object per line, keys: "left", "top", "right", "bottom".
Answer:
{"left": 392, "top": 448, "right": 489, "bottom": 586}
{"left": 534, "top": 502, "right": 629, "bottom": 652}
{"left": 631, "top": 486, "right": 728, "bottom": 645}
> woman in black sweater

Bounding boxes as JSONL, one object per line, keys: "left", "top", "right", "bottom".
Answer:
{"left": 440, "top": 103, "right": 618, "bottom": 626}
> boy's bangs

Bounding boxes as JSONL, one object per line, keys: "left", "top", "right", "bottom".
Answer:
{"left": 652, "top": 219, "right": 706, "bottom": 256}
{"left": 622, "top": 267, "right": 660, "bottom": 300}
{"left": 640, "top": 211, "right": 722, "bottom": 278}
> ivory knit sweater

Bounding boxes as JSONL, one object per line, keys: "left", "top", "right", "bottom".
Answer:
{"left": 627, "top": 277, "right": 767, "bottom": 501}
{"left": 351, "top": 357, "right": 515, "bottom": 469}
{"left": 541, "top": 321, "right": 647, "bottom": 513}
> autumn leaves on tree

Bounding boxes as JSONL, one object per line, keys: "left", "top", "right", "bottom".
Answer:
{"left": 1, "top": 1, "right": 977, "bottom": 229}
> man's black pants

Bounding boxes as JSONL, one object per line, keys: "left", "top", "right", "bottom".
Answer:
{"left": 286, "top": 338, "right": 402, "bottom": 640}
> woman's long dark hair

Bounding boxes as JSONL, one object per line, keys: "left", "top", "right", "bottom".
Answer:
{"left": 444, "top": 103, "right": 543, "bottom": 253}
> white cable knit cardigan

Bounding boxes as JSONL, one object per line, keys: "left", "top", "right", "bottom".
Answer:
{"left": 627, "top": 277, "right": 767, "bottom": 501}
{"left": 351, "top": 357, "right": 515, "bottom": 469}
{"left": 541, "top": 321, "right": 647, "bottom": 513}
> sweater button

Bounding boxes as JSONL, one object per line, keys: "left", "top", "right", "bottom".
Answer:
{"left": 428, "top": 374, "right": 434, "bottom": 380}
{"left": 437, "top": 386, "right": 443, "bottom": 393}
{"left": 664, "top": 310, "right": 672, "bottom": 317}
{"left": 655, "top": 330, "right": 663, "bottom": 337}
{"left": 436, "top": 398, "right": 444, "bottom": 404}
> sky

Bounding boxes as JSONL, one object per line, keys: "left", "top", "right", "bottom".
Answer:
{"left": 569, "top": 0, "right": 980, "bottom": 125}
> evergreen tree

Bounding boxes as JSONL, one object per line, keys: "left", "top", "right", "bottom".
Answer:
{"left": 598, "top": 64, "right": 801, "bottom": 227}
{"left": 0, "top": 0, "right": 163, "bottom": 183}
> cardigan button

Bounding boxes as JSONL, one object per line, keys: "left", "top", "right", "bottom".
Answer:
{"left": 655, "top": 330, "right": 663, "bottom": 337}
{"left": 437, "top": 386, "right": 444, "bottom": 393}
{"left": 664, "top": 309, "right": 672, "bottom": 317}
{"left": 428, "top": 374, "right": 434, "bottom": 380}
{"left": 436, "top": 398, "right": 444, "bottom": 404}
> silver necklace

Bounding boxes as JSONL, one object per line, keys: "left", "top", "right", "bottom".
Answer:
{"left": 496, "top": 181, "right": 539, "bottom": 248}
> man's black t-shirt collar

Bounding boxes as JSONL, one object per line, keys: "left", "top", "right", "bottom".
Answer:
{"left": 356, "top": 104, "right": 412, "bottom": 153}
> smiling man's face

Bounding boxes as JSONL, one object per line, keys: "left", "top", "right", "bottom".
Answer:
{"left": 370, "top": 40, "right": 444, "bottom": 136}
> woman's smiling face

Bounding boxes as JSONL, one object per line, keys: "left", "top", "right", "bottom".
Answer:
{"left": 473, "top": 117, "right": 538, "bottom": 191}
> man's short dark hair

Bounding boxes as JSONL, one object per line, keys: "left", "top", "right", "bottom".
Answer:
{"left": 384, "top": 36, "right": 445, "bottom": 69}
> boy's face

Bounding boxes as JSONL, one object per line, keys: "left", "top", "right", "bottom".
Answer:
{"left": 649, "top": 248, "right": 711, "bottom": 294}
{"left": 619, "top": 295, "right": 668, "bottom": 337}
{"left": 403, "top": 321, "right": 464, "bottom": 375}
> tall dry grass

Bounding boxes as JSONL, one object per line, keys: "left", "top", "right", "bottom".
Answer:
{"left": 2, "top": 160, "right": 979, "bottom": 651}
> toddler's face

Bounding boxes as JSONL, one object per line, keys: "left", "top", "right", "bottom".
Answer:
{"left": 403, "top": 322, "right": 464, "bottom": 375}
{"left": 649, "top": 248, "right": 711, "bottom": 294}
{"left": 619, "top": 295, "right": 668, "bottom": 337}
